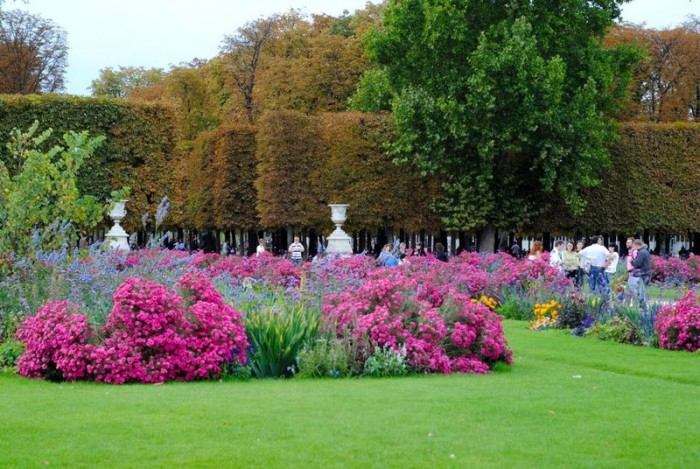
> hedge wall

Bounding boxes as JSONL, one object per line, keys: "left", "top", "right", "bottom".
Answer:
{"left": 0, "top": 95, "right": 177, "bottom": 231}
{"left": 317, "top": 112, "right": 443, "bottom": 233}
{"left": 255, "top": 110, "right": 329, "bottom": 230}
{"left": 572, "top": 122, "right": 700, "bottom": 234}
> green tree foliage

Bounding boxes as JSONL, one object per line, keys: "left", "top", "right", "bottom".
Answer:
{"left": 0, "top": 122, "right": 105, "bottom": 256}
{"left": 0, "top": 95, "right": 178, "bottom": 231}
{"left": 355, "top": 0, "right": 641, "bottom": 240}
{"left": 89, "top": 66, "right": 165, "bottom": 98}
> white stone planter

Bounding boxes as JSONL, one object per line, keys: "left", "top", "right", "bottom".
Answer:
{"left": 105, "top": 199, "right": 130, "bottom": 251}
{"left": 326, "top": 204, "right": 352, "bottom": 255}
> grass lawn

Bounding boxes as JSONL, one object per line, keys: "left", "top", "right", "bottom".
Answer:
{"left": 1, "top": 320, "right": 698, "bottom": 468}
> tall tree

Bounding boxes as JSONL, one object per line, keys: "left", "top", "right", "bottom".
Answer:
{"left": 0, "top": 9, "right": 67, "bottom": 94}
{"left": 607, "top": 19, "right": 700, "bottom": 122}
{"left": 220, "top": 15, "right": 275, "bottom": 124}
{"left": 355, "top": 0, "right": 640, "bottom": 251}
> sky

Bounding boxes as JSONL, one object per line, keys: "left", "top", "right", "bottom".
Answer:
{"left": 9, "top": 0, "right": 700, "bottom": 96}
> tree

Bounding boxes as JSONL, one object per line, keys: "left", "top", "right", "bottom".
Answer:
{"left": 255, "top": 110, "right": 328, "bottom": 233}
{"left": 89, "top": 66, "right": 164, "bottom": 98}
{"left": 355, "top": 0, "right": 640, "bottom": 251}
{"left": 606, "top": 19, "right": 700, "bottom": 122}
{"left": 220, "top": 15, "right": 276, "bottom": 124}
{"left": 0, "top": 9, "right": 67, "bottom": 94}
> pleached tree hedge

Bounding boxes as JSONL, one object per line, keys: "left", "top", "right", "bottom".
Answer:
{"left": 558, "top": 122, "right": 700, "bottom": 235}
{"left": 317, "top": 112, "right": 443, "bottom": 233}
{"left": 0, "top": 95, "right": 177, "bottom": 231}
{"left": 255, "top": 110, "right": 329, "bottom": 231}
{"left": 212, "top": 125, "right": 258, "bottom": 230}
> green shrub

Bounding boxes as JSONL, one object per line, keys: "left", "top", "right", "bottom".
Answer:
{"left": 556, "top": 294, "right": 588, "bottom": 329}
{"left": 0, "top": 339, "right": 24, "bottom": 371}
{"left": 297, "top": 338, "right": 349, "bottom": 378}
{"left": 590, "top": 316, "right": 644, "bottom": 345}
{"left": 363, "top": 347, "right": 408, "bottom": 377}
{"left": 496, "top": 291, "right": 536, "bottom": 321}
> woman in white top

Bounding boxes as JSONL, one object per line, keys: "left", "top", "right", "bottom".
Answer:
{"left": 256, "top": 238, "right": 266, "bottom": 256}
{"left": 605, "top": 244, "right": 619, "bottom": 283}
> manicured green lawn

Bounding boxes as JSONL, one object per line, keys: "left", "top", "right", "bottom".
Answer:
{"left": 2, "top": 321, "right": 698, "bottom": 468}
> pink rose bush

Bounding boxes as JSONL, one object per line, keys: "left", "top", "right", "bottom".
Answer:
{"left": 322, "top": 269, "right": 512, "bottom": 374}
{"left": 655, "top": 291, "right": 700, "bottom": 352}
{"left": 16, "top": 272, "right": 248, "bottom": 383}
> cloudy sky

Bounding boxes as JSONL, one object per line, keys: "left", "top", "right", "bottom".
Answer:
{"left": 12, "top": 0, "right": 700, "bottom": 95}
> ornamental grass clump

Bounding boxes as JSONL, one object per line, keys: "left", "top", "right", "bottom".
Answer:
{"left": 655, "top": 291, "right": 700, "bottom": 352}
{"left": 241, "top": 293, "right": 320, "bottom": 378}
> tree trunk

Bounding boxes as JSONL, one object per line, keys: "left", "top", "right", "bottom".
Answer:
{"left": 479, "top": 224, "right": 496, "bottom": 253}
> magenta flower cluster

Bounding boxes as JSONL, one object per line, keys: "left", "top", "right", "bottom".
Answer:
{"left": 205, "top": 253, "right": 301, "bottom": 288}
{"left": 16, "top": 272, "right": 248, "bottom": 383}
{"left": 650, "top": 255, "right": 700, "bottom": 284}
{"left": 655, "top": 291, "right": 700, "bottom": 352}
{"left": 322, "top": 269, "right": 513, "bottom": 374}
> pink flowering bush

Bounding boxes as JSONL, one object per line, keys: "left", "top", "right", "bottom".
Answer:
{"left": 206, "top": 254, "right": 301, "bottom": 288}
{"left": 650, "top": 255, "right": 692, "bottom": 284}
{"left": 16, "top": 273, "right": 249, "bottom": 383}
{"left": 16, "top": 301, "right": 93, "bottom": 381}
{"left": 322, "top": 270, "right": 512, "bottom": 375}
{"left": 655, "top": 291, "right": 700, "bottom": 352}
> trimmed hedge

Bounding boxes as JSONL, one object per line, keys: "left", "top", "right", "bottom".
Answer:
{"left": 0, "top": 95, "right": 177, "bottom": 231}
{"left": 2, "top": 95, "right": 698, "bottom": 236}
{"left": 572, "top": 122, "right": 700, "bottom": 234}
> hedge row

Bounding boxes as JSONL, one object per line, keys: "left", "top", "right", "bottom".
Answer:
{"left": 569, "top": 122, "right": 700, "bottom": 234}
{"left": 0, "top": 95, "right": 177, "bottom": 231}
{"left": 1, "top": 95, "right": 699, "bottom": 235}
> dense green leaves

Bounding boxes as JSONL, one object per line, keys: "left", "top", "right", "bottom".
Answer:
{"left": 355, "top": 0, "right": 639, "bottom": 237}
{"left": 0, "top": 122, "right": 105, "bottom": 256}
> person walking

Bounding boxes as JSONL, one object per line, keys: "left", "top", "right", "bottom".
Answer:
{"left": 288, "top": 236, "right": 305, "bottom": 267}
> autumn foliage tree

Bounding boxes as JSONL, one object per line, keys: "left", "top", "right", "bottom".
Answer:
{"left": 607, "top": 18, "right": 700, "bottom": 122}
{"left": 211, "top": 125, "right": 258, "bottom": 231}
{"left": 317, "top": 112, "right": 442, "bottom": 234}
{"left": 0, "top": 9, "right": 67, "bottom": 94}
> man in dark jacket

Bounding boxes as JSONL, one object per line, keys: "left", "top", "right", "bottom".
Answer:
{"left": 631, "top": 239, "right": 651, "bottom": 309}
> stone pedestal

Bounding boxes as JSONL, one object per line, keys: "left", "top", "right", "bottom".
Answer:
{"left": 105, "top": 199, "right": 130, "bottom": 251}
{"left": 326, "top": 204, "right": 353, "bottom": 255}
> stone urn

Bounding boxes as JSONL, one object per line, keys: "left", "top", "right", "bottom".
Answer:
{"left": 105, "top": 199, "right": 130, "bottom": 251}
{"left": 326, "top": 204, "right": 352, "bottom": 255}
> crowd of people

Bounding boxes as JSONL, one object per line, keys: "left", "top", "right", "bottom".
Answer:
{"left": 534, "top": 236, "right": 652, "bottom": 309}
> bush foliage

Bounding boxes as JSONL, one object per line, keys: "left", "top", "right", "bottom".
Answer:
{"left": 0, "top": 95, "right": 177, "bottom": 231}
